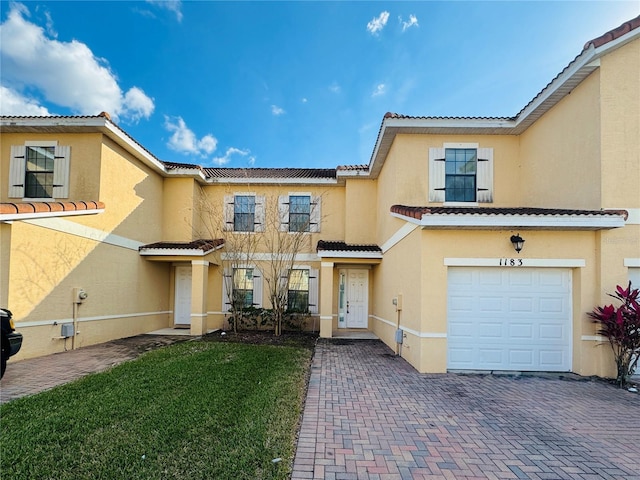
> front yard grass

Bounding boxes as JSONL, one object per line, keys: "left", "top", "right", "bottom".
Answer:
{"left": 0, "top": 340, "right": 312, "bottom": 479}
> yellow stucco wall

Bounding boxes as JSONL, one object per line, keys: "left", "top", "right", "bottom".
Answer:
{"left": 344, "top": 178, "right": 377, "bottom": 245}
{"left": 2, "top": 133, "right": 173, "bottom": 360}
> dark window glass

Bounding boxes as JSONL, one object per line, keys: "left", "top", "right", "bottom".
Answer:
{"left": 445, "top": 148, "right": 477, "bottom": 202}
{"left": 287, "top": 269, "right": 309, "bottom": 312}
{"left": 289, "top": 195, "right": 311, "bottom": 232}
{"left": 234, "top": 196, "right": 255, "bottom": 232}
{"left": 25, "top": 146, "right": 55, "bottom": 198}
{"left": 233, "top": 268, "right": 254, "bottom": 308}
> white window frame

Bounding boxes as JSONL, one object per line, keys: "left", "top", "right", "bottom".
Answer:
{"left": 429, "top": 143, "right": 493, "bottom": 204}
{"left": 278, "top": 193, "right": 321, "bottom": 233}
{"left": 8, "top": 141, "right": 71, "bottom": 199}
{"left": 224, "top": 194, "right": 265, "bottom": 232}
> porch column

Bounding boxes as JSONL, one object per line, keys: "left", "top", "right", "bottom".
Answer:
{"left": 190, "top": 260, "right": 209, "bottom": 336}
{"left": 320, "top": 261, "right": 334, "bottom": 338}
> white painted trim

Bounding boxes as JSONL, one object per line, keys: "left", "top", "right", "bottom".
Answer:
{"left": 190, "top": 313, "right": 208, "bottom": 318}
{"left": 221, "top": 252, "right": 320, "bottom": 262}
{"left": 321, "top": 262, "right": 334, "bottom": 268}
{"left": 371, "top": 316, "right": 447, "bottom": 338}
{"left": 443, "top": 142, "right": 479, "bottom": 149}
{"left": 320, "top": 315, "right": 333, "bottom": 320}
{"left": 611, "top": 208, "right": 640, "bottom": 225}
{"left": 624, "top": 259, "right": 640, "bottom": 268}
{"left": 191, "top": 260, "right": 210, "bottom": 266}
{"left": 317, "top": 250, "right": 382, "bottom": 259}
{"left": 15, "top": 310, "right": 172, "bottom": 328}
{"left": 581, "top": 335, "right": 605, "bottom": 342}
{"left": 22, "top": 218, "right": 143, "bottom": 251}
{"left": 444, "top": 258, "right": 586, "bottom": 267}
{"left": 381, "top": 222, "right": 419, "bottom": 253}
{"left": 140, "top": 248, "right": 215, "bottom": 257}
{"left": 1, "top": 208, "right": 105, "bottom": 222}
{"left": 25, "top": 140, "right": 58, "bottom": 147}
{"left": 391, "top": 212, "right": 626, "bottom": 229}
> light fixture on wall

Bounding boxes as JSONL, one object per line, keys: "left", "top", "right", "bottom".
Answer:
{"left": 510, "top": 234, "right": 525, "bottom": 254}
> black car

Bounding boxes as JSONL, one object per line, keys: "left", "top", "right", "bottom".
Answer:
{"left": 1, "top": 308, "right": 23, "bottom": 379}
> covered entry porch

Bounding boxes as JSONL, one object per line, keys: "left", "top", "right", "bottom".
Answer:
{"left": 316, "top": 241, "right": 382, "bottom": 338}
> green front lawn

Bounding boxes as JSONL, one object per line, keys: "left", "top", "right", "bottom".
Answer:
{"left": 0, "top": 341, "right": 312, "bottom": 479}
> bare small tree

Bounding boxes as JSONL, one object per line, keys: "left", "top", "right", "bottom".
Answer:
{"left": 197, "top": 185, "right": 324, "bottom": 336}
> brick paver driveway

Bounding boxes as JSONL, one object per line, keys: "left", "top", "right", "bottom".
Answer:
{"left": 292, "top": 340, "right": 640, "bottom": 480}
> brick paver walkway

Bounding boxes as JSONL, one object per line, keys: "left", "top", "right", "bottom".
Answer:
{"left": 292, "top": 339, "right": 640, "bottom": 480}
{"left": 0, "top": 335, "right": 189, "bottom": 404}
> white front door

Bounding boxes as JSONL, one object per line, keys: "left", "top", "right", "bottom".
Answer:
{"left": 345, "top": 269, "right": 368, "bottom": 328}
{"left": 174, "top": 265, "right": 192, "bottom": 326}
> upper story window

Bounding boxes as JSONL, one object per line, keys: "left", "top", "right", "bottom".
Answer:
{"left": 429, "top": 144, "right": 493, "bottom": 204}
{"left": 224, "top": 194, "right": 265, "bottom": 232}
{"left": 278, "top": 193, "right": 321, "bottom": 233}
{"left": 8, "top": 142, "right": 71, "bottom": 199}
{"left": 234, "top": 195, "right": 255, "bottom": 232}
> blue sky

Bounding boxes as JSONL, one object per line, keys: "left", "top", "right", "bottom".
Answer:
{"left": 1, "top": 1, "right": 639, "bottom": 169}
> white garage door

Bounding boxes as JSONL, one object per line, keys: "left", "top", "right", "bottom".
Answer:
{"left": 629, "top": 267, "right": 640, "bottom": 291}
{"left": 448, "top": 267, "right": 572, "bottom": 371}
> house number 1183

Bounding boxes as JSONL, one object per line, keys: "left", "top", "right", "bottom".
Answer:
{"left": 499, "top": 258, "right": 523, "bottom": 266}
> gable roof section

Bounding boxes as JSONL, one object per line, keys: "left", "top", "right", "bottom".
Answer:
{"left": 345, "top": 15, "right": 640, "bottom": 179}
{"left": 203, "top": 167, "right": 338, "bottom": 184}
{"left": 390, "top": 205, "right": 628, "bottom": 230}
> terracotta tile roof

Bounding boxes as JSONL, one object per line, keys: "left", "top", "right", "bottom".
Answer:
{"left": 203, "top": 168, "right": 336, "bottom": 179}
{"left": 390, "top": 205, "right": 629, "bottom": 220}
{"left": 337, "top": 164, "right": 369, "bottom": 171}
{"left": 139, "top": 239, "right": 224, "bottom": 252}
{"left": 316, "top": 240, "right": 382, "bottom": 253}
{"left": 584, "top": 15, "right": 640, "bottom": 49}
{"left": 163, "top": 161, "right": 203, "bottom": 171}
{"left": 0, "top": 201, "right": 105, "bottom": 215}
{"left": 382, "top": 112, "right": 514, "bottom": 121}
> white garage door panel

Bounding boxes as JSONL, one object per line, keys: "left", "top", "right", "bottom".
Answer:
{"left": 448, "top": 267, "right": 572, "bottom": 371}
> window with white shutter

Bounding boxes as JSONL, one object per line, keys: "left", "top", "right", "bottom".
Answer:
{"left": 224, "top": 194, "right": 265, "bottom": 232}
{"left": 8, "top": 142, "right": 70, "bottom": 199}
{"left": 429, "top": 145, "right": 493, "bottom": 204}
{"left": 223, "top": 267, "right": 263, "bottom": 311}
{"left": 279, "top": 193, "right": 321, "bottom": 232}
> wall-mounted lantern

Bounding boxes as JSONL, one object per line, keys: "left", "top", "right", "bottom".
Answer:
{"left": 510, "top": 234, "right": 525, "bottom": 254}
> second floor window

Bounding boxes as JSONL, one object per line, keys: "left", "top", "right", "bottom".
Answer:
{"left": 289, "top": 196, "right": 311, "bottom": 232}
{"left": 8, "top": 142, "right": 71, "bottom": 199}
{"left": 234, "top": 195, "right": 255, "bottom": 232}
{"left": 445, "top": 148, "right": 477, "bottom": 202}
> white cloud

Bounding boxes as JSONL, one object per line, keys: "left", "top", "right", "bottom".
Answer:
{"left": 0, "top": 3, "right": 155, "bottom": 121}
{"left": 164, "top": 116, "right": 218, "bottom": 157}
{"left": 212, "top": 147, "right": 255, "bottom": 166}
{"left": 400, "top": 14, "right": 419, "bottom": 32}
{"left": 271, "top": 104, "right": 285, "bottom": 116}
{"left": 372, "top": 83, "right": 386, "bottom": 97}
{"left": 0, "top": 85, "right": 51, "bottom": 115}
{"left": 301, "top": 97, "right": 308, "bottom": 103}
{"left": 145, "top": 0, "right": 183, "bottom": 22}
{"left": 329, "top": 82, "right": 341, "bottom": 94}
{"left": 367, "top": 11, "right": 389, "bottom": 36}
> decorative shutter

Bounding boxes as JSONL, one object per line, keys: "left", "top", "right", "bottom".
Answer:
{"left": 254, "top": 195, "right": 265, "bottom": 232}
{"left": 252, "top": 267, "right": 263, "bottom": 307}
{"left": 278, "top": 195, "right": 289, "bottom": 232}
{"left": 52, "top": 145, "right": 71, "bottom": 198}
{"left": 8, "top": 145, "right": 26, "bottom": 198}
{"left": 308, "top": 268, "right": 319, "bottom": 314}
{"left": 222, "top": 268, "right": 232, "bottom": 312}
{"left": 428, "top": 147, "right": 446, "bottom": 203}
{"left": 223, "top": 195, "right": 234, "bottom": 231}
{"left": 476, "top": 147, "right": 494, "bottom": 203}
{"left": 310, "top": 195, "right": 321, "bottom": 233}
